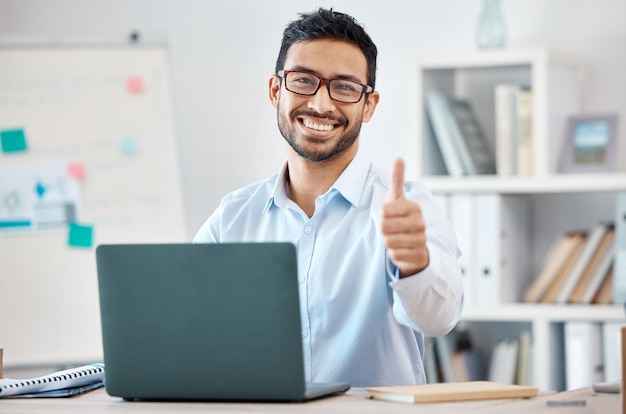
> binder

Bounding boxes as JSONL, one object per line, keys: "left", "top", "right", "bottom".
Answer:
{"left": 472, "top": 194, "right": 531, "bottom": 305}
{"left": 602, "top": 321, "right": 624, "bottom": 382}
{"left": 614, "top": 192, "right": 626, "bottom": 304}
{"left": 449, "top": 193, "right": 475, "bottom": 306}
{"left": 564, "top": 321, "right": 603, "bottom": 390}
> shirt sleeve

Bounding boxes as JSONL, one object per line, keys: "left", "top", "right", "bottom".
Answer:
{"left": 388, "top": 242, "right": 464, "bottom": 337}
{"left": 192, "top": 209, "right": 221, "bottom": 243}
{"left": 385, "top": 186, "right": 464, "bottom": 337}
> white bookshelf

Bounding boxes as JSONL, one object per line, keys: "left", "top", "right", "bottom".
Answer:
{"left": 409, "top": 47, "right": 584, "bottom": 181}
{"left": 413, "top": 48, "right": 625, "bottom": 392}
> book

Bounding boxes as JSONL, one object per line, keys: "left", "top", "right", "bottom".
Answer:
{"left": 423, "top": 337, "right": 440, "bottom": 383}
{"left": 592, "top": 265, "right": 614, "bottom": 304}
{"left": 449, "top": 330, "right": 486, "bottom": 383}
{"left": 366, "top": 381, "right": 538, "bottom": 404}
{"left": 426, "top": 92, "right": 497, "bottom": 176}
{"left": 555, "top": 222, "right": 612, "bottom": 303}
{"left": 581, "top": 257, "right": 613, "bottom": 304}
{"left": 516, "top": 331, "right": 533, "bottom": 386}
{"left": 515, "top": 87, "right": 533, "bottom": 176}
{"left": 435, "top": 335, "right": 456, "bottom": 383}
{"left": 488, "top": 339, "right": 519, "bottom": 385}
{"left": 577, "top": 229, "right": 616, "bottom": 304}
{"left": 426, "top": 91, "right": 466, "bottom": 176}
{"left": 569, "top": 226, "right": 615, "bottom": 303}
{"left": 540, "top": 232, "right": 588, "bottom": 303}
{"left": 0, "top": 363, "right": 104, "bottom": 398}
{"left": 494, "top": 83, "right": 518, "bottom": 175}
{"left": 522, "top": 231, "right": 586, "bottom": 303}
{"left": 447, "top": 98, "right": 497, "bottom": 175}
{"left": 451, "top": 350, "right": 486, "bottom": 382}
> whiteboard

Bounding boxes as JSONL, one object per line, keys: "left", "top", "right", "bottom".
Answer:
{"left": 0, "top": 45, "right": 185, "bottom": 366}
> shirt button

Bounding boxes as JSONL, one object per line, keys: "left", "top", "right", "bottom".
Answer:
{"left": 301, "top": 330, "right": 308, "bottom": 338}
{"left": 304, "top": 226, "right": 312, "bottom": 234}
{"left": 299, "top": 276, "right": 306, "bottom": 284}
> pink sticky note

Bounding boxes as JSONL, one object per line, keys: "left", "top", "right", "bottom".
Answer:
{"left": 126, "top": 76, "right": 145, "bottom": 93}
{"left": 68, "top": 162, "right": 86, "bottom": 180}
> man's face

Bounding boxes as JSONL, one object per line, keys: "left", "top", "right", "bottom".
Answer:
{"left": 269, "top": 39, "right": 379, "bottom": 162}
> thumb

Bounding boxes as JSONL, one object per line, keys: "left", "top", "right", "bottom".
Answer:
{"left": 387, "top": 158, "right": 406, "bottom": 201}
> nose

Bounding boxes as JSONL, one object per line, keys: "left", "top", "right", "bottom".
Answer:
{"left": 307, "top": 81, "right": 337, "bottom": 113}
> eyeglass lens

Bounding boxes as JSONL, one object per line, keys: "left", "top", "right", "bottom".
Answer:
{"left": 284, "top": 71, "right": 366, "bottom": 103}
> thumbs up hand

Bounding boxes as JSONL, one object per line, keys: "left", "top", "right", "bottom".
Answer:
{"left": 381, "top": 158, "right": 429, "bottom": 277}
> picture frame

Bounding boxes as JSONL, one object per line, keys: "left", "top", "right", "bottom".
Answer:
{"left": 560, "top": 114, "right": 619, "bottom": 173}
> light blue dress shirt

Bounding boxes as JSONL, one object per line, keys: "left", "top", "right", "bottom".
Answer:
{"left": 193, "top": 152, "right": 463, "bottom": 387}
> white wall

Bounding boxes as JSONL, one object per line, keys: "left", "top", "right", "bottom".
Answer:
{"left": 1, "top": 0, "right": 625, "bottom": 239}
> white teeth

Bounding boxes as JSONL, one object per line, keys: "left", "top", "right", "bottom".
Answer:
{"left": 303, "top": 119, "right": 335, "bottom": 131}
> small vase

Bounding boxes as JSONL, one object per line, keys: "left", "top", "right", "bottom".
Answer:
{"left": 476, "top": 0, "right": 506, "bottom": 49}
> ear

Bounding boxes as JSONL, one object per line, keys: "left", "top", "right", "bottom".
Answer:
{"left": 269, "top": 75, "right": 281, "bottom": 108}
{"left": 361, "top": 91, "right": 380, "bottom": 123}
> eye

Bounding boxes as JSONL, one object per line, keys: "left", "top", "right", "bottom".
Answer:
{"left": 292, "top": 74, "right": 316, "bottom": 85}
{"left": 332, "top": 80, "right": 360, "bottom": 92}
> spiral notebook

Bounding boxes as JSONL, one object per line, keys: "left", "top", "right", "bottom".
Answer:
{"left": 96, "top": 243, "right": 350, "bottom": 402}
{"left": 0, "top": 363, "right": 105, "bottom": 398}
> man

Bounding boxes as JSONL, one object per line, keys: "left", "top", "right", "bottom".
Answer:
{"left": 194, "top": 8, "right": 463, "bottom": 387}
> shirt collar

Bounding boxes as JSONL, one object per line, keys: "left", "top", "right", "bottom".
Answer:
{"left": 331, "top": 151, "right": 370, "bottom": 207}
{"left": 263, "top": 152, "right": 371, "bottom": 213}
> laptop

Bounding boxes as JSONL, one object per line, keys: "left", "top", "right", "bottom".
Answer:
{"left": 95, "top": 242, "right": 350, "bottom": 401}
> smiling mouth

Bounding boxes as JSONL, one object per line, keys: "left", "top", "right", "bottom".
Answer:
{"left": 301, "top": 118, "right": 338, "bottom": 132}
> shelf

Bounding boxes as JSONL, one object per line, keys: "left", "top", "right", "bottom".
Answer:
{"left": 462, "top": 303, "right": 624, "bottom": 322}
{"left": 414, "top": 47, "right": 584, "bottom": 178}
{"left": 417, "top": 48, "right": 582, "bottom": 70}
{"left": 422, "top": 173, "right": 626, "bottom": 194}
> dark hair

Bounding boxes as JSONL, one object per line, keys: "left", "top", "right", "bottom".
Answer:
{"left": 275, "top": 8, "right": 377, "bottom": 89}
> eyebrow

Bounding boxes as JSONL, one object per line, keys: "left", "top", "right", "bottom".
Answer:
{"left": 288, "top": 65, "right": 365, "bottom": 84}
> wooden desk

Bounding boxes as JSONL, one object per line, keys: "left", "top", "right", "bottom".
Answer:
{"left": 0, "top": 386, "right": 618, "bottom": 413}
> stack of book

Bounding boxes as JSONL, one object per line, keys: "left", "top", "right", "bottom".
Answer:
{"left": 487, "top": 331, "right": 533, "bottom": 387}
{"left": 425, "top": 330, "right": 486, "bottom": 384}
{"left": 426, "top": 91, "right": 496, "bottom": 176}
{"left": 494, "top": 84, "right": 534, "bottom": 176}
{"left": 426, "top": 329, "right": 532, "bottom": 387}
{"left": 523, "top": 222, "right": 616, "bottom": 305}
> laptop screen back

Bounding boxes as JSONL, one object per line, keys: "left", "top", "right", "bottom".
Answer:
{"left": 96, "top": 242, "right": 307, "bottom": 401}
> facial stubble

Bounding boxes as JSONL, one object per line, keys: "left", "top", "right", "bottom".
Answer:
{"left": 276, "top": 103, "right": 364, "bottom": 162}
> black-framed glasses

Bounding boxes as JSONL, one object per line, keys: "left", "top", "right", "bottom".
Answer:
{"left": 277, "top": 69, "right": 373, "bottom": 104}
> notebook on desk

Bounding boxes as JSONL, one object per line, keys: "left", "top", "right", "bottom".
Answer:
{"left": 95, "top": 242, "right": 350, "bottom": 402}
